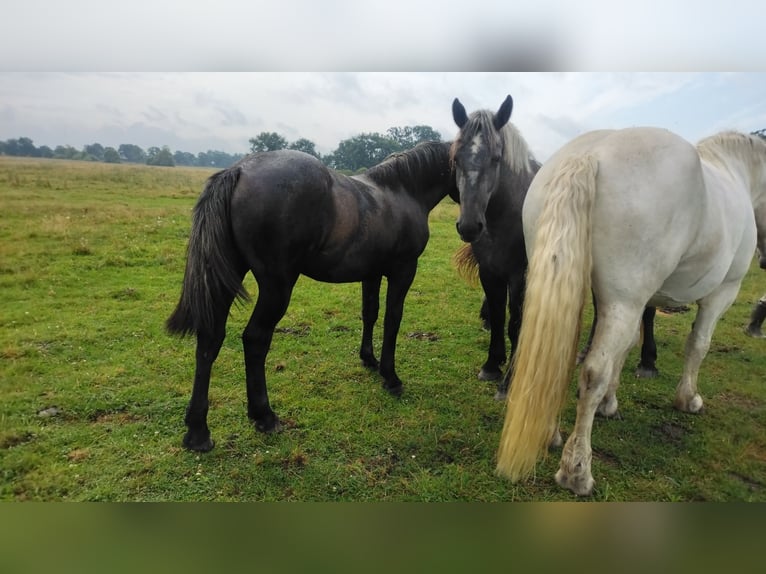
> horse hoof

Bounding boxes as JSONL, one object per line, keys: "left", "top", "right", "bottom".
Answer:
{"left": 675, "top": 394, "right": 704, "bottom": 414}
{"left": 493, "top": 389, "right": 507, "bottom": 402}
{"left": 635, "top": 366, "right": 659, "bottom": 379}
{"left": 182, "top": 433, "right": 215, "bottom": 452}
{"left": 745, "top": 327, "right": 765, "bottom": 339}
{"left": 478, "top": 367, "right": 502, "bottom": 382}
{"left": 555, "top": 468, "right": 595, "bottom": 496}
{"left": 254, "top": 415, "right": 282, "bottom": 433}
{"left": 384, "top": 382, "right": 403, "bottom": 397}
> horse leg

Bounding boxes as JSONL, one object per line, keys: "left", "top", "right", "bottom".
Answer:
{"left": 674, "top": 283, "right": 739, "bottom": 413}
{"left": 242, "top": 275, "right": 297, "bottom": 433}
{"left": 378, "top": 263, "right": 418, "bottom": 396}
{"left": 577, "top": 293, "right": 597, "bottom": 364}
{"left": 183, "top": 326, "right": 227, "bottom": 451}
{"left": 479, "top": 296, "right": 491, "bottom": 330}
{"left": 745, "top": 295, "right": 766, "bottom": 338}
{"left": 478, "top": 270, "right": 507, "bottom": 383}
{"left": 184, "top": 288, "right": 242, "bottom": 452}
{"left": 494, "top": 273, "right": 524, "bottom": 401}
{"left": 635, "top": 306, "right": 659, "bottom": 378}
{"left": 359, "top": 276, "right": 382, "bottom": 369}
{"left": 556, "top": 304, "right": 642, "bottom": 496}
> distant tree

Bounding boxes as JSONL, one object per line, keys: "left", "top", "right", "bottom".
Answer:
{"left": 103, "top": 147, "right": 121, "bottom": 163}
{"left": 249, "top": 132, "right": 288, "bottom": 153}
{"left": 386, "top": 125, "right": 442, "bottom": 148}
{"left": 53, "top": 145, "right": 83, "bottom": 160}
{"left": 38, "top": 145, "right": 54, "bottom": 158}
{"left": 118, "top": 144, "right": 146, "bottom": 163}
{"left": 146, "top": 146, "right": 175, "bottom": 167}
{"left": 752, "top": 129, "right": 766, "bottom": 140}
{"left": 3, "top": 138, "right": 21, "bottom": 156}
{"left": 84, "top": 143, "right": 105, "bottom": 161}
{"left": 17, "top": 137, "right": 38, "bottom": 156}
{"left": 173, "top": 150, "right": 197, "bottom": 166}
{"left": 288, "top": 137, "right": 320, "bottom": 158}
{"left": 197, "top": 150, "right": 242, "bottom": 168}
{"left": 327, "top": 132, "right": 400, "bottom": 171}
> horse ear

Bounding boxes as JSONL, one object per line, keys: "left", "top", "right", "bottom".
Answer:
{"left": 493, "top": 95, "right": 513, "bottom": 131}
{"left": 453, "top": 98, "right": 468, "bottom": 128}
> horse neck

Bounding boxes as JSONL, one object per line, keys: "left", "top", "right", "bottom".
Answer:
{"left": 492, "top": 159, "right": 532, "bottom": 211}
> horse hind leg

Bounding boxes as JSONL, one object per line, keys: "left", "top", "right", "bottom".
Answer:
{"left": 674, "top": 283, "right": 739, "bottom": 414}
{"left": 556, "top": 306, "right": 642, "bottom": 496}
{"left": 635, "top": 306, "right": 659, "bottom": 378}
{"left": 184, "top": 294, "right": 241, "bottom": 452}
{"left": 745, "top": 296, "right": 766, "bottom": 338}
{"left": 242, "top": 274, "right": 297, "bottom": 433}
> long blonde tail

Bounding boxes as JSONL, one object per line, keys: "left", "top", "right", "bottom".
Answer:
{"left": 496, "top": 155, "right": 598, "bottom": 481}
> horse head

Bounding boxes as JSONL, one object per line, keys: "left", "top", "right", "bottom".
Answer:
{"left": 451, "top": 95, "right": 513, "bottom": 242}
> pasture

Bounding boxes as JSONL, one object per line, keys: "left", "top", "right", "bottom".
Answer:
{"left": 1, "top": 156, "right": 764, "bottom": 501}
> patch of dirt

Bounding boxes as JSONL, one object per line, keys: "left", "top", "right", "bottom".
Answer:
{"left": 0, "top": 431, "right": 35, "bottom": 449}
{"left": 656, "top": 422, "right": 686, "bottom": 444}
{"left": 592, "top": 446, "right": 621, "bottom": 467}
{"left": 90, "top": 409, "right": 142, "bottom": 424}
{"left": 407, "top": 331, "right": 439, "bottom": 341}
{"left": 275, "top": 323, "right": 311, "bottom": 336}
{"left": 328, "top": 325, "right": 351, "bottom": 333}
{"left": 715, "top": 391, "right": 760, "bottom": 410}
{"left": 727, "top": 471, "right": 764, "bottom": 492}
{"left": 67, "top": 448, "right": 90, "bottom": 462}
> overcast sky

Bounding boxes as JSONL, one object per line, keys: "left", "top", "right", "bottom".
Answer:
{"left": 1, "top": 2, "right": 765, "bottom": 161}
{"left": 2, "top": 73, "right": 765, "bottom": 161}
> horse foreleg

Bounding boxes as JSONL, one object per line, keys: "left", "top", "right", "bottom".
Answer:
{"left": 674, "top": 284, "right": 738, "bottom": 413}
{"left": 478, "top": 270, "right": 508, "bottom": 383}
{"left": 378, "top": 263, "right": 418, "bottom": 396}
{"left": 242, "top": 277, "right": 296, "bottom": 433}
{"left": 360, "top": 276, "right": 382, "bottom": 369}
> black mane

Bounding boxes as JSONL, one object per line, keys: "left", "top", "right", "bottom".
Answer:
{"left": 364, "top": 141, "right": 452, "bottom": 190}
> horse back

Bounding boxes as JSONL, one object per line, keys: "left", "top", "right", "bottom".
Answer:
{"left": 524, "top": 127, "right": 751, "bottom": 305}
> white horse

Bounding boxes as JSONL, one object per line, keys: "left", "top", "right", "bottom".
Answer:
{"left": 496, "top": 127, "right": 766, "bottom": 496}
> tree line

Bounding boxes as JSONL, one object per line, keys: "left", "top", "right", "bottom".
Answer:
{"left": 0, "top": 124, "right": 443, "bottom": 173}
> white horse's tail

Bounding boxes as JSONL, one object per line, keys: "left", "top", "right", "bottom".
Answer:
{"left": 497, "top": 155, "right": 598, "bottom": 482}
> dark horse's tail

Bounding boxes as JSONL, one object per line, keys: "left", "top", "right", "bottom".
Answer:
{"left": 166, "top": 167, "right": 250, "bottom": 337}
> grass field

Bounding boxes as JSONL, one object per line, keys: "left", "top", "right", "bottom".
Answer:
{"left": 1, "top": 156, "right": 764, "bottom": 501}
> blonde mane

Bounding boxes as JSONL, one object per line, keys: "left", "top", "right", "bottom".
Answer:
{"left": 697, "top": 131, "right": 766, "bottom": 184}
{"left": 450, "top": 108, "right": 536, "bottom": 176}
{"left": 501, "top": 121, "right": 536, "bottom": 175}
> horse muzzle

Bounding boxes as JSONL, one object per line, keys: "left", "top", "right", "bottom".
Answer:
{"left": 456, "top": 218, "right": 485, "bottom": 243}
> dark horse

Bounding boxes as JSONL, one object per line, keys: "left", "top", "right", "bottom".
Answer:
{"left": 450, "top": 95, "right": 539, "bottom": 399}
{"left": 450, "top": 96, "right": 659, "bottom": 400}
{"left": 167, "top": 142, "right": 457, "bottom": 451}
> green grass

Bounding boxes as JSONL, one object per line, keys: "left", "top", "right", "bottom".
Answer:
{"left": 1, "top": 156, "right": 764, "bottom": 501}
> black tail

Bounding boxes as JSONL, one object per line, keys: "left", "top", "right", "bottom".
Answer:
{"left": 166, "top": 167, "right": 250, "bottom": 337}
